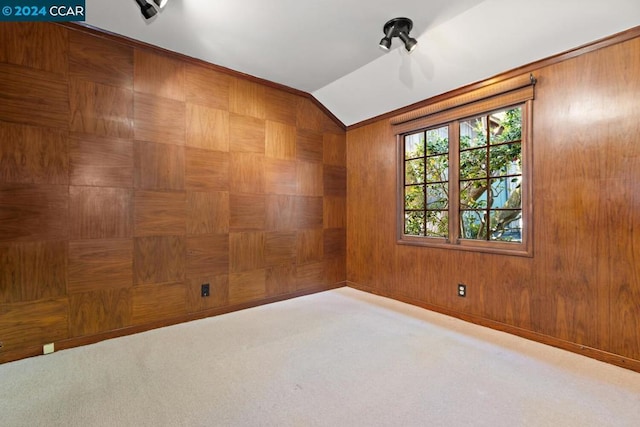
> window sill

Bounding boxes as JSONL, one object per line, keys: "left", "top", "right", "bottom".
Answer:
{"left": 397, "top": 235, "right": 533, "bottom": 257}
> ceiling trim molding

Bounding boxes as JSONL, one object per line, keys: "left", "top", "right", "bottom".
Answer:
{"left": 347, "top": 24, "right": 640, "bottom": 131}
{"left": 58, "top": 23, "right": 346, "bottom": 131}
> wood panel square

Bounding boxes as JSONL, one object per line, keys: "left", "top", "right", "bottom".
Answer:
{"left": 185, "top": 147, "right": 229, "bottom": 191}
{"left": 294, "top": 196, "right": 323, "bottom": 230}
{"left": 132, "top": 282, "right": 186, "bottom": 325}
{"left": 229, "top": 232, "right": 264, "bottom": 273}
{"left": 296, "top": 229, "right": 323, "bottom": 265}
{"left": 186, "top": 104, "right": 229, "bottom": 151}
{"left": 0, "top": 122, "right": 68, "bottom": 185}
{"left": 69, "top": 78, "right": 133, "bottom": 138}
{"left": 187, "top": 191, "right": 229, "bottom": 235}
{"left": 323, "top": 196, "right": 346, "bottom": 229}
{"left": 264, "top": 87, "right": 298, "bottom": 126}
{"left": 230, "top": 194, "right": 265, "bottom": 231}
{"left": 296, "top": 129, "right": 323, "bottom": 163}
{"left": 0, "top": 241, "right": 67, "bottom": 304}
{"left": 324, "top": 256, "right": 346, "bottom": 286}
{"left": 0, "top": 63, "right": 68, "bottom": 129}
{"left": 297, "top": 162, "right": 323, "bottom": 196}
{"left": 134, "top": 141, "right": 185, "bottom": 190}
{"left": 230, "top": 78, "right": 265, "bottom": 119}
{"left": 265, "top": 231, "right": 297, "bottom": 267}
{"left": 322, "top": 114, "right": 345, "bottom": 134}
{"left": 186, "top": 64, "right": 230, "bottom": 111}
{"left": 324, "top": 165, "right": 347, "bottom": 197}
{"left": 134, "top": 236, "right": 185, "bottom": 284}
{"left": 134, "top": 92, "right": 186, "bottom": 145}
{"left": 265, "top": 195, "right": 297, "bottom": 231}
{"left": 296, "top": 98, "right": 323, "bottom": 132}
{"left": 0, "top": 298, "right": 68, "bottom": 353}
{"left": 296, "top": 261, "right": 325, "bottom": 291}
{"left": 0, "top": 22, "right": 67, "bottom": 76}
{"left": 69, "top": 30, "right": 133, "bottom": 88}
{"left": 324, "top": 228, "right": 346, "bottom": 258}
{"left": 186, "top": 234, "right": 229, "bottom": 278}
{"left": 186, "top": 275, "right": 229, "bottom": 313}
{"left": 266, "top": 264, "right": 296, "bottom": 297}
{"left": 230, "top": 114, "right": 265, "bottom": 153}
{"left": 68, "top": 239, "right": 133, "bottom": 293}
{"left": 69, "top": 186, "right": 133, "bottom": 239}
{"left": 68, "top": 289, "right": 132, "bottom": 337}
{"left": 134, "top": 190, "right": 186, "bottom": 236}
{"left": 134, "top": 50, "right": 185, "bottom": 101}
{"left": 265, "top": 121, "right": 296, "bottom": 160}
{"left": 0, "top": 184, "right": 68, "bottom": 242}
{"left": 70, "top": 132, "right": 133, "bottom": 188}
{"left": 265, "top": 158, "right": 297, "bottom": 195}
{"left": 229, "top": 269, "right": 266, "bottom": 305}
{"left": 230, "top": 152, "right": 265, "bottom": 194}
{"left": 323, "top": 133, "right": 346, "bottom": 166}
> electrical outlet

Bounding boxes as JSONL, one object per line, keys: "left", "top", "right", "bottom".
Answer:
{"left": 43, "top": 343, "right": 55, "bottom": 355}
{"left": 458, "top": 283, "right": 467, "bottom": 297}
{"left": 201, "top": 283, "right": 210, "bottom": 297}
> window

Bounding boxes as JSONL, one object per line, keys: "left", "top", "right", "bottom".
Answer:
{"left": 404, "top": 125, "right": 450, "bottom": 238}
{"left": 395, "top": 74, "right": 534, "bottom": 256}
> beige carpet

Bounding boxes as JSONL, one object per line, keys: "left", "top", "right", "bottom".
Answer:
{"left": 1, "top": 287, "right": 639, "bottom": 426}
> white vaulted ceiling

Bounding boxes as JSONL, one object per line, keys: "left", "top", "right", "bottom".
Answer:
{"left": 84, "top": 0, "right": 640, "bottom": 126}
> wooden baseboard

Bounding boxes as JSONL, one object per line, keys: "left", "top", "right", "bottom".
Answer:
{"left": 347, "top": 281, "right": 640, "bottom": 374}
{"left": 0, "top": 283, "right": 344, "bottom": 365}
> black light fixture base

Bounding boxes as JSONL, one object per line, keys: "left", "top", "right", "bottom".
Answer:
{"left": 379, "top": 17, "right": 418, "bottom": 52}
{"left": 383, "top": 17, "right": 413, "bottom": 38}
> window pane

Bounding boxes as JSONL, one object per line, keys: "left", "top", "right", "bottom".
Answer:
{"left": 490, "top": 211, "right": 522, "bottom": 242}
{"left": 490, "top": 178, "right": 521, "bottom": 209}
{"left": 426, "top": 126, "right": 449, "bottom": 155}
{"left": 460, "top": 116, "right": 487, "bottom": 149}
{"left": 490, "top": 107, "right": 522, "bottom": 144}
{"left": 405, "top": 133, "right": 424, "bottom": 159}
{"left": 425, "top": 211, "right": 448, "bottom": 238}
{"left": 405, "top": 159, "right": 425, "bottom": 184}
{"left": 460, "top": 148, "right": 487, "bottom": 179}
{"left": 426, "top": 183, "right": 448, "bottom": 209}
{"left": 426, "top": 154, "right": 448, "bottom": 183}
{"left": 460, "top": 210, "right": 487, "bottom": 240}
{"left": 460, "top": 180, "right": 487, "bottom": 209}
{"left": 490, "top": 143, "right": 521, "bottom": 176}
{"left": 405, "top": 185, "right": 425, "bottom": 210}
{"left": 405, "top": 211, "right": 425, "bottom": 236}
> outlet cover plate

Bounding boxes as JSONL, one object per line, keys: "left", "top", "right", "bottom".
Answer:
{"left": 458, "top": 284, "right": 467, "bottom": 297}
{"left": 201, "top": 283, "right": 210, "bottom": 297}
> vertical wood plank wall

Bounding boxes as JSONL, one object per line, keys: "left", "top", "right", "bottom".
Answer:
{"left": 0, "top": 23, "right": 346, "bottom": 363}
{"left": 347, "top": 34, "right": 640, "bottom": 370}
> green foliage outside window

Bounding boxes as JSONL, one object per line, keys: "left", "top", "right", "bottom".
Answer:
{"left": 459, "top": 107, "right": 523, "bottom": 241}
{"left": 404, "top": 126, "right": 449, "bottom": 237}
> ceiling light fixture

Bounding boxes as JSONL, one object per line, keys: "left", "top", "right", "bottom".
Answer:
{"left": 379, "top": 17, "right": 418, "bottom": 53}
{"left": 136, "top": 0, "right": 168, "bottom": 20}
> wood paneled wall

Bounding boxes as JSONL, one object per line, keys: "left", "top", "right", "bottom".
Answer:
{"left": 0, "top": 23, "right": 346, "bottom": 363}
{"left": 347, "top": 31, "right": 640, "bottom": 371}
